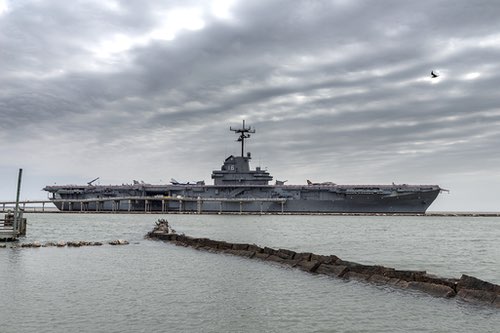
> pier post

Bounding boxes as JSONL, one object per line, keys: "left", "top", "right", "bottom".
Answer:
{"left": 13, "top": 168, "right": 23, "bottom": 233}
{"left": 128, "top": 200, "right": 131, "bottom": 212}
{"left": 197, "top": 197, "right": 202, "bottom": 214}
{"left": 113, "top": 200, "right": 119, "bottom": 213}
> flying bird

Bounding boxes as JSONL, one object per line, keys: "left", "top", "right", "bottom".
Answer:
{"left": 431, "top": 70, "right": 439, "bottom": 78}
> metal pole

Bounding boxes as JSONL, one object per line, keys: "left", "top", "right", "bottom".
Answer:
{"left": 13, "top": 168, "right": 23, "bottom": 233}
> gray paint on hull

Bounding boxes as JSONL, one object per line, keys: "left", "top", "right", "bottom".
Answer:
{"left": 51, "top": 189, "right": 439, "bottom": 214}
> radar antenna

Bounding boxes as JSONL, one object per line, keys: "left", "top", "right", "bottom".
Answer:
{"left": 230, "top": 120, "right": 255, "bottom": 157}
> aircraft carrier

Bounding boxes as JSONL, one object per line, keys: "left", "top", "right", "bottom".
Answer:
{"left": 43, "top": 121, "right": 442, "bottom": 214}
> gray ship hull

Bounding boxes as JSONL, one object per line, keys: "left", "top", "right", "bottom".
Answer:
{"left": 46, "top": 184, "right": 440, "bottom": 214}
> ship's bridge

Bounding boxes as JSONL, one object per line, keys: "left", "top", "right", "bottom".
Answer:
{"left": 211, "top": 154, "right": 272, "bottom": 185}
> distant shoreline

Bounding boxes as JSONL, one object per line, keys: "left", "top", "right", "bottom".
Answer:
{"left": 2, "top": 208, "right": 499, "bottom": 217}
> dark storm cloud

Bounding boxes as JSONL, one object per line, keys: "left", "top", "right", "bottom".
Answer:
{"left": 1, "top": 0, "right": 500, "bottom": 210}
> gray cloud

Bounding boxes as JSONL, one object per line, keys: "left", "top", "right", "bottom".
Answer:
{"left": 1, "top": 0, "right": 500, "bottom": 211}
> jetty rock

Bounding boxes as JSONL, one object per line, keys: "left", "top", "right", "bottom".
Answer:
{"left": 147, "top": 219, "right": 176, "bottom": 238}
{"left": 0, "top": 240, "right": 113, "bottom": 248}
{"left": 147, "top": 224, "right": 500, "bottom": 309}
{"left": 109, "top": 239, "right": 129, "bottom": 246}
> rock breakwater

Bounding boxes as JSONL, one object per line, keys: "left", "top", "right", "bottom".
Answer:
{"left": 0, "top": 239, "right": 129, "bottom": 248}
{"left": 147, "top": 221, "right": 500, "bottom": 309}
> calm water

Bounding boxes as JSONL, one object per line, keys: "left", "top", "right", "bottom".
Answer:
{"left": 1, "top": 213, "right": 499, "bottom": 332}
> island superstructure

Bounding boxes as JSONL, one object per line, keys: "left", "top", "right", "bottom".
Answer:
{"left": 43, "top": 121, "right": 442, "bottom": 214}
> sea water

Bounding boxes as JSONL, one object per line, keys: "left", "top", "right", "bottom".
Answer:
{"left": 1, "top": 213, "right": 499, "bottom": 332}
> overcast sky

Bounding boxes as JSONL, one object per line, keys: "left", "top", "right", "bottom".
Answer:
{"left": 1, "top": 0, "right": 500, "bottom": 211}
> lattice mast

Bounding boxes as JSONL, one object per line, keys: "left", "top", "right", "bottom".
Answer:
{"left": 230, "top": 120, "right": 255, "bottom": 157}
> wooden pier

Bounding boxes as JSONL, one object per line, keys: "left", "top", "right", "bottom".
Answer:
{"left": 1, "top": 169, "right": 27, "bottom": 241}
{"left": 0, "top": 212, "right": 27, "bottom": 241}
{"left": 0, "top": 197, "right": 288, "bottom": 214}
{"left": 1, "top": 200, "right": 55, "bottom": 212}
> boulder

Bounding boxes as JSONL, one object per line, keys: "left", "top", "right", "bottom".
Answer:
{"left": 390, "top": 279, "right": 410, "bottom": 288}
{"left": 368, "top": 274, "right": 392, "bottom": 284}
{"left": 204, "top": 239, "right": 221, "bottom": 249}
{"left": 407, "top": 281, "right": 456, "bottom": 298}
{"left": 416, "top": 274, "right": 458, "bottom": 289}
{"left": 174, "top": 241, "right": 189, "bottom": 247}
{"left": 109, "top": 239, "right": 129, "bottom": 245}
{"left": 237, "top": 250, "right": 256, "bottom": 258}
{"left": 293, "top": 252, "right": 312, "bottom": 261}
{"left": 216, "top": 241, "right": 233, "bottom": 250}
{"left": 276, "top": 249, "right": 296, "bottom": 260}
{"left": 457, "top": 274, "right": 500, "bottom": 293}
{"left": 493, "top": 296, "right": 500, "bottom": 308}
{"left": 457, "top": 288, "right": 497, "bottom": 304}
{"left": 56, "top": 241, "right": 66, "bottom": 247}
{"left": 316, "top": 264, "right": 348, "bottom": 277}
{"left": 248, "top": 244, "right": 263, "bottom": 253}
{"left": 167, "top": 234, "right": 179, "bottom": 241}
{"left": 178, "top": 235, "right": 196, "bottom": 245}
{"left": 263, "top": 246, "right": 277, "bottom": 256}
{"left": 232, "top": 243, "right": 249, "bottom": 251}
{"left": 346, "top": 264, "right": 394, "bottom": 277}
{"left": 343, "top": 271, "right": 371, "bottom": 281}
{"left": 266, "top": 254, "right": 291, "bottom": 265}
{"left": 296, "top": 260, "right": 321, "bottom": 273}
{"left": 253, "top": 252, "right": 270, "bottom": 260}
{"left": 383, "top": 270, "right": 426, "bottom": 282}
{"left": 311, "top": 254, "right": 339, "bottom": 264}
{"left": 196, "top": 245, "right": 212, "bottom": 251}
